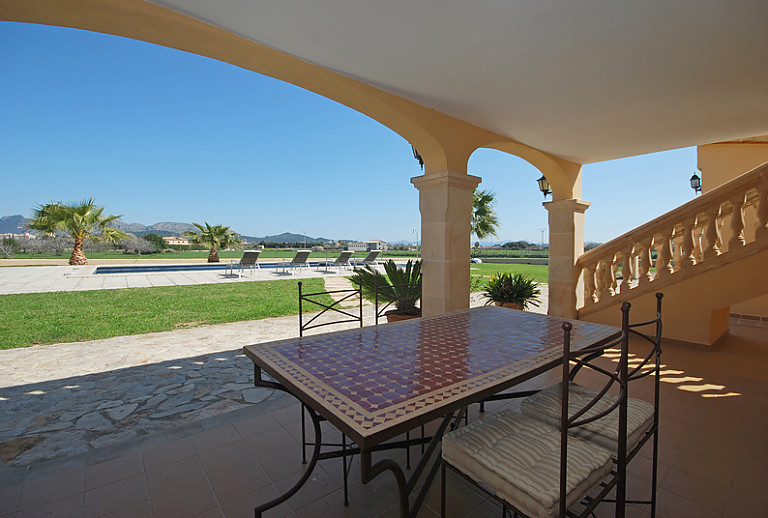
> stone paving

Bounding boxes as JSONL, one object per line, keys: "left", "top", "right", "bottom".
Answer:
{"left": 0, "top": 263, "right": 548, "bottom": 478}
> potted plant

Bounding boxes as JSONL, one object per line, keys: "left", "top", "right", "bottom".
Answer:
{"left": 483, "top": 272, "right": 540, "bottom": 310}
{"left": 350, "top": 259, "right": 422, "bottom": 322}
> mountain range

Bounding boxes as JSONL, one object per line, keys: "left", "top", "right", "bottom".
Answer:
{"left": 1, "top": 215, "right": 334, "bottom": 244}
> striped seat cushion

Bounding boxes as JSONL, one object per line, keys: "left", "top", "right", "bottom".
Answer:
{"left": 521, "top": 383, "right": 654, "bottom": 452}
{"left": 442, "top": 410, "right": 612, "bottom": 518}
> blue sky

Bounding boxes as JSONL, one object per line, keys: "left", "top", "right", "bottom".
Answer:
{"left": 0, "top": 22, "right": 697, "bottom": 244}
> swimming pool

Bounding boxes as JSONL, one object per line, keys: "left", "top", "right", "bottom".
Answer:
{"left": 93, "top": 262, "right": 300, "bottom": 274}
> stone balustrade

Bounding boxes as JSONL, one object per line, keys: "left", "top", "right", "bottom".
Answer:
{"left": 576, "top": 162, "right": 768, "bottom": 310}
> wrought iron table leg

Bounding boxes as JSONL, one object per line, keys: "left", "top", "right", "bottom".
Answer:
{"left": 361, "top": 451, "right": 409, "bottom": 518}
{"left": 252, "top": 368, "right": 323, "bottom": 518}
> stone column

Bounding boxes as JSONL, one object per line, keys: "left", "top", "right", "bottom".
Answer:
{"left": 544, "top": 198, "right": 591, "bottom": 318}
{"left": 412, "top": 171, "right": 481, "bottom": 316}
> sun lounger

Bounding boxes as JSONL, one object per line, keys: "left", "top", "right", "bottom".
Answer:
{"left": 282, "top": 249, "right": 312, "bottom": 274}
{"left": 357, "top": 250, "right": 381, "bottom": 267}
{"left": 228, "top": 250, "right": 261, "bottom": 277}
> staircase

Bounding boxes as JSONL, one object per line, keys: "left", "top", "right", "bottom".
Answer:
{"left": 576, "top": 161, "right": 768, "bottom": 346}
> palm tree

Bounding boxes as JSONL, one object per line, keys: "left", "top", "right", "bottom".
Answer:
{"left": 28, "top": 199, "right": 127, "bottom": 265}
{"left": 184, "top": 222, "right": 242, "bottom": 262}
{"left": 471, "top": 188, "right": 499, "bottom": 240}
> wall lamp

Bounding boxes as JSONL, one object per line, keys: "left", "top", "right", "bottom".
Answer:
{"left": 537, "top": 175, "right": 552, "bottom": 198}
{"left": 690, "top": 171, "right": 702, "bottom": 194}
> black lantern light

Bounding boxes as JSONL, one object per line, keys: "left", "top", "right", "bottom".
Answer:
{"left": 537, "top": 175, "right": 551, "bottom": 198}
{"left": 411, "top": 145, "right": 424, "bottom": 170}
{"left": 690, "top": 171, "right": 702, "bottom": 194}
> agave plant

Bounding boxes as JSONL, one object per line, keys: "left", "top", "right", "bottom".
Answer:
{"left": 350, "top": 259, "right": 422, "bottom": 315}
{"left": 483, "top": 272, "right": 540, "bottom": 310}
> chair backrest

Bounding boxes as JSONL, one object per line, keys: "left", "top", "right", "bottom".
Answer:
{"left": 557, "top": 293, "right": 663, "bottom": 517}
{"left": 291, "top": 250, "right": 311, "bottom": 265}
{"left": 362, "top": 250, "right": 381, "bottom": 263}
{"left": 240, "top": 250, "right": 261, "bottom": 266}
{"left": 334, "top": 250, "right": 354, "bottom": 264}
{"left": 298, "top": 280, "right": 363, "bottom": 336}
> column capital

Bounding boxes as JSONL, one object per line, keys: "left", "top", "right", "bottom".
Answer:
{"left": 411, "top": 170, "right": 481, "bottom": 192}
{"left": 543, "top": 198, "right": 591, "bottom": 214}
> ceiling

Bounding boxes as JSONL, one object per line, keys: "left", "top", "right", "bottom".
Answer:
{"left": 151, "top": 0, "right": 768, "bottom": 164}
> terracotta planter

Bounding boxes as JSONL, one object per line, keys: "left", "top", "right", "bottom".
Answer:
{"left": 385, "top": 310, "right": 421, "bottom": 323}
{"left": 494, "top": 301, "right": 523, "bottom": 310}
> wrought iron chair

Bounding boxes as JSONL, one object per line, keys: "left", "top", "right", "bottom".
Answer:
{"left": 520, "top": 293, "right": 663, "bottom": 516}
{"left": 441, "top": 302, "right": 635, "bottom": 518}
{"left": 297, "top": 280, "right": 363, "bottom": 506}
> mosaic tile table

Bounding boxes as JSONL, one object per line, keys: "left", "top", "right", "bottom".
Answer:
{"left": 243, "top": 305, "right": 620, "bottom": 517}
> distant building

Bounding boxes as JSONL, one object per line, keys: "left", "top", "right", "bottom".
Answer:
{"left": 347, "top": 240, "right": 390, "bottom": 252}
{"left": 163, "top": 237, "right": 190, "bottom": 246}
{"left": 1, "top": 232, "right": 35, "bottom": 240}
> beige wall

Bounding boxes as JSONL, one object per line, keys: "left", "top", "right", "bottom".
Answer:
{"left": 698, "top": 141, "right": 768, "bottom": 318}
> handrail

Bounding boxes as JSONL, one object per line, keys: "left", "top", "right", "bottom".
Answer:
{"left": 576, "top": 161, "right": 768, "bottom": 310}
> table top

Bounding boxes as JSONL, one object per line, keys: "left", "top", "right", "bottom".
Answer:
{"left": 243, "top": 306, "right": 619, "bottom": 448}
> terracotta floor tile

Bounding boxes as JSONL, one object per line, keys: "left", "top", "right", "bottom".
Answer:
{"left": 232, "top": 413, "right": 282, "bottom": 439}
{"left": 269, "top": 404, "right": 302, "bottom": 427}
{"left": 660, "top": 468, "right": 731, "bottom": 514}
{"left": 18, "top": 467, "right": 85, "bottom": 511}
{"left": 653, "top": 487, "right": 720, "bottom": 518}
{"left": 242, "top": 424, "right": 298, "bottom": 458}
{"left": 209, "top": 458, "right": 271, "bottom": 503}
{"left": 192, "top": 425, "right": 242, "bottom": 454}
{"left": 141, "top": 436, "right": 197, "bottom": 472}
{"left": 14, "top": 493, "right": 83, "bottom": 518}
{"left": 0, "top": 484, "right": 22, "bottom": 516}
{"left": 83, "top": 473, "right": 147, "bottom": 518}
{"left": 85, "top": 453, "right": 144, "bottom": 491}
{"left": 150, "top": 478, "right": 218, "bottom": 518}
{"left": 672, "top": 445, "right": 742, "bottom": 489}
{"left": 219, "top": 484, "right": 291, "bottom": 518}
{"left": 193, "top": 507, "right": 225, "bottom": 518}
{"left": 146, "top": 456, "right": 206, "bottom": 498}
{"left": 198, "top": 440, "right": 256, "bottom": 476}
{"left": 99, "top": 499, "right": 152, "bottom": 518}
{"left": 274, "top": 464, "right": 339, "bottom": 512}
{"left": 258, "top": 444, "right": 307, "bottom": 481}
{"left": 724, "top": 491, "right": 768, "bottom": 518}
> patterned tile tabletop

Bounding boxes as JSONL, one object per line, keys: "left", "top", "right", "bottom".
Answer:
{"left": 243, "top": 306, "right": 619, "bottom": 446}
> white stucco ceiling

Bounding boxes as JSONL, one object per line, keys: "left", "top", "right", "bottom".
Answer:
{"left": 151, "top": 0, "right": 768, "bottom": 164}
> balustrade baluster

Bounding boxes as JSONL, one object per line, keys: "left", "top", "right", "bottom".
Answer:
{"left": 620, "top": 247, "right": 633, "bottom": 293}
{"left": 757, "top": 186, "right": 768, "bottom": 240}
{"left": 584, "top": 263, "right": 598, "bottom": 304}
{"left": 681, "top": 219, "right": 696, "bottom": 268}
{"left": 655, "top": 230, "right": 673, "bottom": 279}
{"left": 609, "top": 257, "right": 618, "bottom": 296}
{"left": 728, "top": 193, "right": 746, "bottom": 249}
{"left": 595, "top": 260, "right": 608, "bottom": 302}
{"left": 703, "top": 207, "right": 722, "bottom": 259}
{"left": 638, "top": 239, "right": 653, "bottom": 284}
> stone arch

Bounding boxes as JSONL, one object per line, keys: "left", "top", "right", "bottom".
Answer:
{"left": 477, "top": 141, "right": 583, "bottom": 200}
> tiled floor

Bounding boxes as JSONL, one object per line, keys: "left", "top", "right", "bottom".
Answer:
{"left": 1, "top": 324, "right": 766, "bottom": 517}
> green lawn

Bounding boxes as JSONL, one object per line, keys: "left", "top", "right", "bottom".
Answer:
{"left": 0, "top": 263, "right": 548, "bottom": 350}
{"left": 0, "top": 278, "right": 330, "bottom": 350}
{"left": 470, "top": 263, "right": 548, "bottom": 290}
